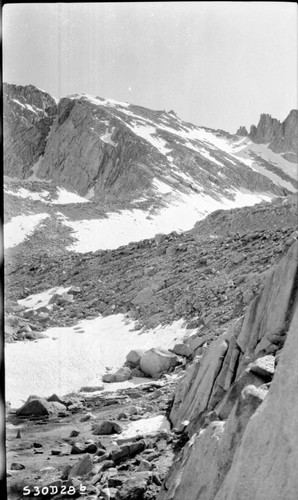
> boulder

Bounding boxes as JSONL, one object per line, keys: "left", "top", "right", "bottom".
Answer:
{"left": 144, "top": 266, "right": 157, "bottom": 276}
{"left": 92, "top": 421, "right": 123, "bottom": 435}
{"left": 140, "top": 348, "right": 179, "bottom": 378}
{"left": 102, "top": 367, "right": 132, "bottom": 383}
{"left": 125, "top": 349, "right": 145, "bottom": 367}
{"left": 172, "top": 343, "right": 191, "bottom": 357}
{"left": 114, "top": 471, "right": 152, "bottom": 500}
{"left": 155, "top": 233, "right": 167, "bottom": 246}
{"left": 132, "top": 287, "right": 155, "bottom": 307}
{"left": 246, "top": 355, "right": 275, "bottom": 380}
{"left": 16, "top": 397, "right": 63, "bottom": 417}
{"left": 68, "top": 454, "right": 93, "bottom": 479}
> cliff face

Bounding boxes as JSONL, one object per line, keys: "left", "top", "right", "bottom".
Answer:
{"left": 3, "top": 83, "right": 58, "bottom": 178}
{"left": 249, "top": 110, "right": 298, "bottom": 163}
{"left": 158, "top": 240, "right": 298, "bottom": 500}
{"left": 37, "top": 96, "right": 156, "bottom": 201}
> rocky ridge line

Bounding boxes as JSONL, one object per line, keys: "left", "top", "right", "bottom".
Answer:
{"left": 237, "top": 109, "right": 298, "bottom": 163}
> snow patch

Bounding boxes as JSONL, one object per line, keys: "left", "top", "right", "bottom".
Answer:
{"left": 153, "top": 179, "right": 173, "bottom": 194}
{"left": 100, "top": 127, "right": 118, "bottom": 147}
{"left": 199, "top": 148, "right": 224, "bottom": 166}
{"left": 117, "top": 415, "right": 170, "bottom": 441}
{"left": 5, "top": 187, "right": 50, "bottom": 203}
{"left": 4, "top": 213, "right": 49, "bottom": 249}
{"left": 126, "top": 120, "right": 171, "bottom": 156}
{"left": 62, "top": 189, "right": 274, "bottom": 253}
{"left": 52, "top": 187, "right": 90, "bottom": 204}
{"left": 18, "top": 286, "right": 71, "bottom": 310}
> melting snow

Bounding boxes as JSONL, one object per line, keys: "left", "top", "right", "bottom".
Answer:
{"left": 248, "top": 143, "right": 298, "bottom": 180}
{"left": 126, "top": 120, "right": 171, "bottom": 156}
{"left": 18, "top": 286, "right": 71, "bottom": 310}
{"left": 5, "top": 314, "right": 189, "bottom": 408}
{"left": 117, "top": 415, "right": 170, "bottom": 442}
{"left": 52, "top": 187, "right": 90, "bottom": 204}
{"left": 5, "top": 187, "right": 50, "bottom": 203}
{"left": 100, "top": 127, "right": 118, "bottom": 147}
{"left": 199, "top": 148, "right": 224, "bottom": 167}
{"left": 153, "top": 179, "right": 174, "bottom": 194}
{"left": 68, "top": 94, "right": 130, "bottom": 109}
{"left": 4, "top": 213, "right": 49, "bottom": 249}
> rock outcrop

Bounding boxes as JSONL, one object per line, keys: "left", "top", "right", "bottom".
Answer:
{"left": 236, "top": 125, "right": 248, "bottom": 136}
{"left": 157, "top": 240, "right": 298, "bottom": 500}
{"left": 3, "top": 83, "right": 57, "bottom": 178}
{"left": 249, "top": 110, "right": 298, "bottom": 162}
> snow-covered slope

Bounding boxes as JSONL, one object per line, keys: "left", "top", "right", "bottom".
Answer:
{"left": 3, "top": 84, "right": 297, "bottom": 254}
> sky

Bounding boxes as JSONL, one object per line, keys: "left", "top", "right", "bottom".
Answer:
{"left": 3, "top": 2, "right": 297, "bottom": 133}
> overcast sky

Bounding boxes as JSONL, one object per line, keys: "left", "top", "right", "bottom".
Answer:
{"left": 3, "top": 2, "right": 297, "bottom": 132}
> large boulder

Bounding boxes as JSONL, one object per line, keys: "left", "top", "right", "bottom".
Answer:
{"left": 102, "top": 367, "right": 132, "bottom": 383}
{"left": 125, "top": 349, "right": 145, "bottom": 368}
{"left": 68, "top": 455, "right": 93, "bottom": 479}
{"left": 140, "top": 348, "right": 179, "bottom": 378}
{"left": 92, "top": 421, "right": 122, "bottom": 435}
{"left": 16, "top": 397, "right": 65, "bottom": 416}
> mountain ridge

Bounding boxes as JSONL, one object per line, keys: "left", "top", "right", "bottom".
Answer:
{"left": 4, "top": 84, "right": 297, "bottom": 203}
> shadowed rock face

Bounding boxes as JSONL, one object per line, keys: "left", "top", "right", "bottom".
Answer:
{"left": 249, "top": 110, "right": 298, "bottom": 162}
{"left": 158, "top": 241, "right": 298, "bottom": 500}
{"left": 37, "top": 97, "right": 154, "bottom": 201}
{"left": 3, "top": 83, "right": 58, "bottom": 178}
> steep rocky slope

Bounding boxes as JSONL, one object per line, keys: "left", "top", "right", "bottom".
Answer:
{"left": 5, "top": 195, "right": 298, "bottom": 341}
{"left": 157, "top": 239, "right": 298, "bottom": 500}
{"left": 3, "top": 83, "right": 57, "bottom": 178}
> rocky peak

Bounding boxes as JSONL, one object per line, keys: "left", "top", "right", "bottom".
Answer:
{"left": 3, "top": 82, "right": 57, "bottom": 114}
{"left": 236, "top": 125, "right": 248, "bottom": 136}
{"left": 249, "top": 113, "right": 280, "bottom": 144}
{"left": 248, "top": 110, "right": 298, "bottom": 163}
{"left": 3, "top": 83, "right": 58, "bottom": 178}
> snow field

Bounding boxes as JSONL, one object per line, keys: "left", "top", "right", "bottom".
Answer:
{"left": 4, "top": 213, "right": 50, "bottom": 249}
{"left": 52, "top": 187, "right": 90, "bottom": 204}
{"left": 5, "top": 314, "right": 190, "bottom": 409}
{"left": 64, "top": 189, "right": 274, "bottom": 253}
